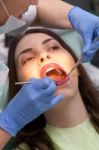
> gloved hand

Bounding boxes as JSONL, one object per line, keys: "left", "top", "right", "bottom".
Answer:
{"left": 0, "top": 77, "right": 63, "bottom": 136}
{"left": 68, "top": 7, "right": 99, "bottom": 62}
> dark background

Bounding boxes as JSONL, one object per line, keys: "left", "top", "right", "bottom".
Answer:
{"left": 64, "top": 0, "right": 99, "bottom": 14}
{"left": 64, "top": 0, "right": 94, "bottom": 11}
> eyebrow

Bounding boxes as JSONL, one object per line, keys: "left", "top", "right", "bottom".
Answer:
{"left": 17, "top": 38, "right": 53, "bottom": 62}
{"left": 19, "top": 48, "right": 32, "bottom": 56}
{"left": 17, "top": 48, "right": 33, "bottom": 63}
{"left": 42, "top": 38, "right": 53, "bottom": 45}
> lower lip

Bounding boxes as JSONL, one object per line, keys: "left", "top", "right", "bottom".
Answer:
{"left": 55, "top": 76, "right": 69, "bottom": 86}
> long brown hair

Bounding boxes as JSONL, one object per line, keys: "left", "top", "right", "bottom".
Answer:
{"left": 8, "top": 28, "right": 99, "bottom": 149}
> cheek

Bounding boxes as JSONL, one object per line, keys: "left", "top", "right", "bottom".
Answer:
{"left": 54, "top": 52, "right": 79, "bottom": 97}
{"left": 16, "top": 65, "right": 40, "bottom": 81}
{"left": 56, "top": 52, "right": 77, "bottom": 73}
{"left": 51, "top": 76, "right": 79, "bottom": 110}
{"left": 56, "top": 75, "right": 79, "bottom": 95}
{"left": 54, "top": 78, "right": 79, "bottom": 114}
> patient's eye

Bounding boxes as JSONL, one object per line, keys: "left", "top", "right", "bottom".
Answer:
{"left": 22, "top": 57, "right": 35, "bottom": 65}
{"left": 48, "top": 45, "right": 60, "bottom": 51}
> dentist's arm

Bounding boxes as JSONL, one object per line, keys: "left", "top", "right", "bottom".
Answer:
{"left": 37, "top": 0, "right": 72, "bottom": 29}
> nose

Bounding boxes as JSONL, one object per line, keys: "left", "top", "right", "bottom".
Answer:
{"left": 37, "top": 52, "right": 51, "bottom": 65}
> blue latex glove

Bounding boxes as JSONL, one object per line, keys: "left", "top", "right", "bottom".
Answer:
{"left": 0, "top": 77, "right": 63, "bottom": 136}
{"left": 68, "top": 7, "right": 99, "bottom": 62}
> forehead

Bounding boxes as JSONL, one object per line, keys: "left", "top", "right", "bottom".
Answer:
{"left": 16, "top": 33, "right": 55, "bottom": 52}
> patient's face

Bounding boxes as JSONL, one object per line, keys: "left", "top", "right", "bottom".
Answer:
{"left": 15, "top": 32, "right": 79, "bottom": 100}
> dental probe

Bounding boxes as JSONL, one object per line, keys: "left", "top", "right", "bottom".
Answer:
{"left": 15, "top": 55, "right": 83, "bottom": 85}
{"left": 15, "top": 81, "right": 37, "bottom": 85}
{"left": 15, "top": 79, "right": 39, "bottom": 85}
{"left": 67, "top": 55, "right": 82, "bottom": 77}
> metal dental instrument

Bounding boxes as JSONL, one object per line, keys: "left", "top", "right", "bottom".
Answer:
{"left": 15, "top": 81, "right": 36, "bottom": 85}
{"left": 67, "top": 55, "right": 82, "bottom": 77}
{"left": 15, "top": 79, "right": 39, "bottom": 85}
{"left": 15, "top": 55, "right": 83, "bottom": 85}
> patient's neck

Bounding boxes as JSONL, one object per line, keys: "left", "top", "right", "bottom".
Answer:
{"left": 44, "top": 91, "right": 89, "bottom": 128}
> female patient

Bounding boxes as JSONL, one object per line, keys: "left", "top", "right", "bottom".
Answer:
{"left": 7, "top": 28, "right": 99, "bottom": 150}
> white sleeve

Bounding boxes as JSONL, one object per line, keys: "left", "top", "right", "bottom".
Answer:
{"left": 21, "top": 5, "right": 37, "bottom": 26}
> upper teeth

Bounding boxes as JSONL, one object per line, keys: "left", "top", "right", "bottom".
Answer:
{"left": 45, "top": 67, "right": 62, "bottom": 76}
{"left": 45, "top": 68, "right": 55, "bottom": 75}
{"left": 56, "top": 69, "right": 62, "bottom": 75}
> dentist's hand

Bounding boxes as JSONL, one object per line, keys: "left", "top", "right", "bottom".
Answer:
{"left": 68, "top": 7, "right": 99, "bottom": 62}
{"left": 0, "top": 77, "right": 63, "bottom": 136}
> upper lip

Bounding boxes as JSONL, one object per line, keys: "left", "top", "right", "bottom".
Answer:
{"left": 40, "top": 63, "right": 67, "bottom": 81}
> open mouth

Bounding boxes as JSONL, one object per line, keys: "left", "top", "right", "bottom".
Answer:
{"left": 40, "top": 63, "right": 69, "bottom": 85}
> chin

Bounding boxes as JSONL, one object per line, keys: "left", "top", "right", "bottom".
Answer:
{"left": 55, "top": 82, "right": 78, "bottom": 104}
